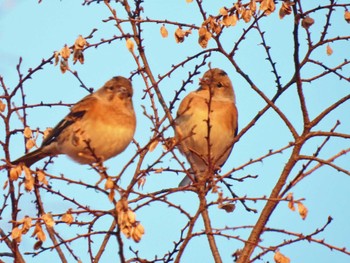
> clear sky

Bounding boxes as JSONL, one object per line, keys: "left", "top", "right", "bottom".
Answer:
{"left": 0, "top": 0, "right": 349, "bottom": 262}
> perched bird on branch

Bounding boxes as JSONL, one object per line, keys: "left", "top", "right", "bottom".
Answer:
{"left": 175, "top": 68, "right": 238, "bottom": 186}
{"left": 12, "top": 76, "right": 136, "bottom": 167}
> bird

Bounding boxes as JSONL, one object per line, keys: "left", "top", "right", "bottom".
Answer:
{"left": 12, "top": 76, "right": 136, "bottom": 167}
{"left": 175, "top": 68, "right": 238, "bottom": 186}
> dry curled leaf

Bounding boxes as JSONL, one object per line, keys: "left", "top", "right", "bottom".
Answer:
{"left": 61, "top": 210, "right": 74, "bottom": 225}
{"left": 160, "top": 25, "right": 168, "bottom": 38}
{"left": 24, "top": 166, "right": 34, "bottom": 192}
{"left": 301, "top": 16, "right": 314, "bottom": 29}
{"left": 345, "top": 10, "right": 350, "bottom": 23}
{"left": 108, "top": 189, "right": 115, "bottom": 202}
{"left": 198, "top": 26, "right": 212, "bottom": 48}
{"left": 219, "top": 7, "right": 228, "bottom": 16}
{"left": 60, "top": 45, "right": 71, "bottom": 60}
{"left": 218, "top": 203, "right": 236, "bottom": 213}
{"left": 242, "top": 8, "right": 252, "bottom": 23}
{"left": 279, "top": 1, "right": 294, "bottom": 19}
{"left": 22, "top": 216, "right": 32, "bottom": 235}
{"left": 286, "top": 192, "right": 295, "bottom": 211}
{"left": 250, "top": 0, "right": 257, "bottom": 13}
{"left": 326, "top": 44, "right": 333, "bottom": 56}
{"left": 42, "top": 213, "right": 55, "bottom": 227}
{"left": 0, "top": 100, "right": 6, "bottom": 112}
{"left": 37, "top": 170, "right": 48, "bottom": 185}
{"left": 222, "top": 14, "right": 238, "bottom": 27}
{"left": 297, "top": 202, "right": 308, "bottom": 220}
{"left": 131, "top": 222, "right": 145, "bottom": 243}
{"left": 33, "top": 240, "right": 43, "bottom": 250}
{"left": 149, "top": 139, "right": 159, "bottom": 152}
{"left": 274, "top": 250, "right": 290, "bottom": 263}
{"left": 32, "top": 222, "right": 46, "bottom": 242}
{"left": 74, "top": 35, "right": 87, "bottom": 50}
{"left": 25, "top": 139, "right": 36, "bottom": 151}
{"left": 11, "top": 227, "right": 22, "bottom": 242}
{"left": 23, "top": 126, "right": 32, "bottom": 139}
{"left": 260, "top": 0, "right": 275, "bottom": 15}
{"left": 104, "top": 177, "right": 114, "bottom": 190}
{"left": 60, "top": 58, "right": 69, "bottom": 74}
{"left": 174, "top": 27, "right": 192, "bottom": 43}
{"left": 137, "top": 177, "right": 146, "bottom": 189}
{"left": 126, "top": 38, "right": 135, "bottom": 52}
{"left": 10, "top": 165, "right": 22, "bottom": 181}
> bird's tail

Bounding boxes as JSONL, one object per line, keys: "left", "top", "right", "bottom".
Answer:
{"left": 11, "top": 149, "right": 48, "bottom": 167}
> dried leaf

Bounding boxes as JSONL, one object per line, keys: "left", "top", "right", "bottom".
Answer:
{"left": 54, "top": 51, "right": 60, "bottom": 66}
{"left": 11, "top": 227, "right": 22, "bottom": 242}
{"left": 149, "top": 139, "right": 159, "bottom": 152}
{"left": 24, "top": 167, "right": 34, "bottom": 192}
{"left": 104, "top": 177, "right": 114, "bottom": 190}
{"left": 198, "top": 26, "right": 212, "bottom": 48}
{"left": 218, "top": 203, "right": 236, "bottom": 213}
{"left": 326, "top": 44, "right": 333, "bottom": 56}
{"left": 74, "top": 35, "right": 87, "bottom": 50}
{"left": 160, "top": 25, "right": 168, "bottom": 38}
{"left": 175, "top": 27, "right": 191, "bottom": 43}
{"left": 219, "top": 7, "right": 228, "bottom": 16}
{"left": 10, "top": 165, "right": 22, "bottom": 181}
{"left": 37, "top": 170, "right": 48, "bottom": 185}
{"left": 42, "top": 213, "right": 55, "bottom": 227}
{"left": 108, "top": 189, "right": 115, "bottom": 202}
{"left": 22, "top": 216, "right": 32, "bottom": 234}
{"left": 274, "top": 251, "right": 290, "bottom": 263}
{"left": 73, "top": 49, "right": 84, "bottom": 65}
{"left": 286, "top": 192, "right": 295, "bottom": 211}
{"left": 25, "top": 139, "right": 36, "bottom": 151}
{"left": 297, "top": 202, "right": 308, "bottom": 220}
{"left": 126, "top": 38, "right": 135, "bottom": 52}
{"left": 33, "top": 240, "right": 43, "bottom": 250}
{"left": 186, "top": 0, "right": 193, "bottom": 3}
{"left": 23, "top": 127, "right": 32, "bottom": 139}
{"left": 345, "top": 11, "right": 350, "bottom": 23}
{"left": 222, "top": 14, "right": 238, "bottom": 27}
{"left": 279, "top": 1, "right": 293, "bottom": 19}
{"left": 0, "top": 100, "right": 6, "bottom": 112}
{"left": 301, "top": 16, "right": 314, "bottom": 29}
{"left": 61, "top": 211, "right": 74, "bottom": 225}
{"left": 131, "top": 223, "right": 145, "bottom": 243}
{"left": 60, "top": 45, "right": 71, "bottom": 59}
{"left": 250, "top": 0, "right": 257, "bottom": 13}
{"left": 36, "top": 228, "right": 46, "bottom": 242}
{"left": 116, "top": 199, "right": 128, "bottom": 213}
{"left": 260, "top": 0, "right": 275, "bottom": 15}
{"left": 242, "top": 9, "right": 252, "bottom": 23}
{"left": 137, "top": 177, "right": 146, "bottom": 189}
{"left": 60, "top": 59, "right": 69, "bottom": 74}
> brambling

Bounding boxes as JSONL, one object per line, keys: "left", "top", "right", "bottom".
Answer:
{"left": 12, "top": 76, "right": 136, "bottom": 167}
{"left": 175, "top": 68, "right": 238, "bottom": 186}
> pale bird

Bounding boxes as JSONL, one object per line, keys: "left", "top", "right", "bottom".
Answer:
{"left": 12, "top": 76, "right": 136, "bottom": 167}
{"left": 175, "top": 68, "right": 238, "bottom": 186}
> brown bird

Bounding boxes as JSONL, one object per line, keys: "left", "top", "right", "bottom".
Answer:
{"left": 175, "top": 68, "right": 238, "bottom": 186}
{"left": 12, "top": 76, "right": 136, "bottom": 167}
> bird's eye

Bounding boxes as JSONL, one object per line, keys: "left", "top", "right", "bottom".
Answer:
{"left": 106, "top": 86, "right": 114, "bottom": 91}
{"left": 217, "top": 82, "right": 223, "bottom": 88}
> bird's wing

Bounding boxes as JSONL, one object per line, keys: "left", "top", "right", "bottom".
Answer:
{"left": 41, "top": 95, "right": 97, "bottom": 147}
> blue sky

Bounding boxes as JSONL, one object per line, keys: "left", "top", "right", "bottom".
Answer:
{"left": 1, "top": 0, "right": 350, "bottom": 262}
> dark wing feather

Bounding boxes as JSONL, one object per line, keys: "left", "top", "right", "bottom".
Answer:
{"left": 41, "top": 110, "right": 86, "bottom": 147}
